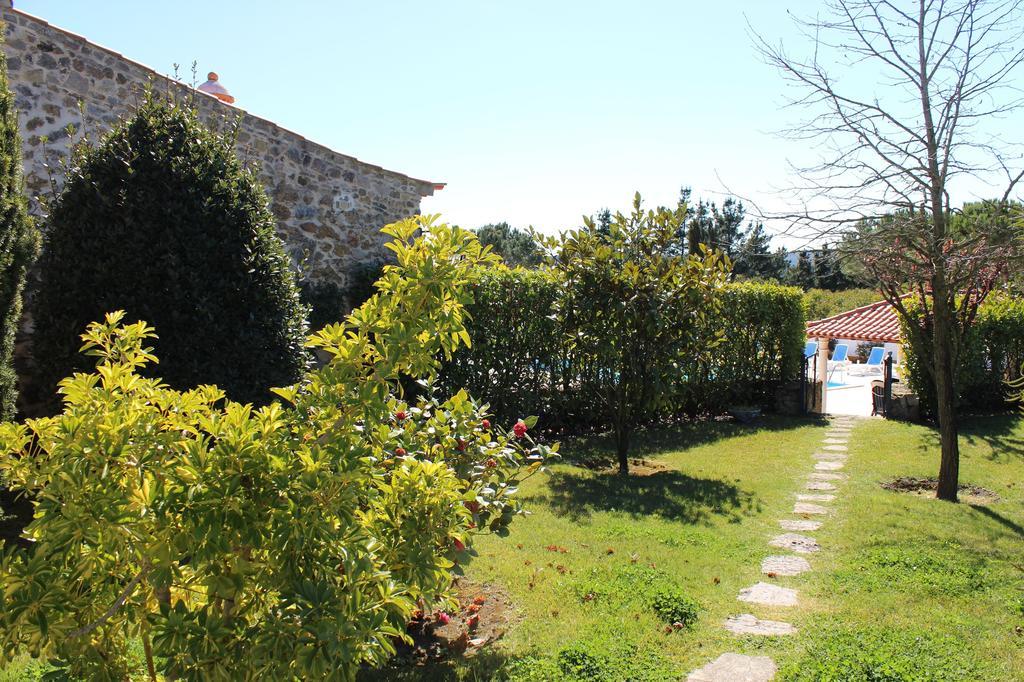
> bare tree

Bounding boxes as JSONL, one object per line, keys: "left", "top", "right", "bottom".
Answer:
{"left": 754, "top": 0, "right": 1024, "bottom": 502}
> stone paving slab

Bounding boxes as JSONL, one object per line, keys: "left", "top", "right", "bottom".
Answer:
{"left": 813, "top": 451, "right": 848, "bottom": 461}
{"left": 823, "top": 438, "right": 848, "bottom": 444}
{"left": 724, "top": 613, "right": 797, "bottom": 636}
{"left": 815, "top": 461, "right": 845, "bottom": 471}
{"left": 806, "top": 480, "right": 836, "bottom": 491}
{"left": 687, "top": 653, "right": 778, "bottom": 681}
{"left": 769, "top": 533, "right": 820, "bottom": 553}
{"left": 738, "top": 581, "right": 798, "bottom": 606}
{"left": 794, "top": 502, "right": 830, "bottom": 514}
{"left": 797, "top": 493, "right": 835, "bottom": 502}
{"left": 808, "top": 472, "right": 845, "bottom": 481}
{"left": 822, "top": 444, "right": 849, "bottom": 452}
{"left": 761, "top": 554, "right": 812, "bottom": 575}
{"left": 779, "top": 519, "right": 822, "bottom": 531}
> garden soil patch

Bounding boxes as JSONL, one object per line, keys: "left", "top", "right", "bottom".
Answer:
{"left": 391, "top": 580, "right": 518, "bottom": 666}
{"left": 881, "top": 476, "right": 999, "bottom": 504}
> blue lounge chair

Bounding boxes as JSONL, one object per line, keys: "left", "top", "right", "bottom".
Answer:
{"left": 852, "top": 346, "right": 886, "bottom": 375}
{"left": 827, "top": 344, "right": 850, "bottom": 381}
{"left": 804, "top": 341, "right": 818, "bottom": 359}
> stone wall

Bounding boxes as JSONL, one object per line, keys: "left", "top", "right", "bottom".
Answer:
{"left": 2, "top": 5, "right": 439, "bottom": 287}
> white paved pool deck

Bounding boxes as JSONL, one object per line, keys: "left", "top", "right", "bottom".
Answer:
{"left": 818, "top": 364, "right": 900, "bottom": 417}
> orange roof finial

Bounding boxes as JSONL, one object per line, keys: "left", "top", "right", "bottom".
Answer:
{"left": 197, "top": 71, "right": 235, "bottom": 105}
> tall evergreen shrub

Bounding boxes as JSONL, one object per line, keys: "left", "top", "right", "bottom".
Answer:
{"left": 32, "top": 95, "right": 308, "bottom": 407}
{"left": 0, "top": 46, "right": 39, "bottom": 419}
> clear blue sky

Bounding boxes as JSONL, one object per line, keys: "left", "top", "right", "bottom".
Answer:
{"left": 16, "top": 0, "right": 1020, "bottom": 246}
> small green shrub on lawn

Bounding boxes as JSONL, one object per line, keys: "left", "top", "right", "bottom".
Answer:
{"left": 648, "top": 585, "right": 700, "bottom": 627}
{"left": 779, "top": 625, "right": 980, "bottom": 681}
{"left": 502, "top": 633, "right": 678, "bottom": 682}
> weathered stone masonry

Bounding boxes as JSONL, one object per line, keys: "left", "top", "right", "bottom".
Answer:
{"left": 2, "top": 5, "right": 440, "bottom": 287}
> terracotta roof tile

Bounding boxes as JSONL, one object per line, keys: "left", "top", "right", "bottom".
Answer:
{"left": 806, "top": 298, "right": 901, "bottom": 343}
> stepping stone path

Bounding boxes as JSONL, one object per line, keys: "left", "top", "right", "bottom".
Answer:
{"left": 797, "top": 493, "right": 835, "bottom": 502}
{"left": 762, "top": 554, "right": 811, "bottom": 576}
{"left": 794, "top": 502, "right": 829, "bottom": 514}
{"left": 687, "top": 653, "right": 777, "bottom": 682}
{"left": 724, "top": 614, "right": 797, "bottom": 636}
{"left": 738, "top": 581, "right": 799, "bottom": 606}
{"left": 688, "top": 416, "right": 856, "bottom": 680}
{"left": 769, "top": 533, "right": 819, "bottom": 553}
{"left": 779, "top": 518, "right": 821, "bottom": 531}
{"left": 806, "top": 481, "right": 836, "bottom": 491}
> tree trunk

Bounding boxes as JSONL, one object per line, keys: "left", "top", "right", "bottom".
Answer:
{"left": 615, "top": 424, "right": 631, "bottom": 475}
{"left": 931, "top": 290, "right": 960, "bottom": 502}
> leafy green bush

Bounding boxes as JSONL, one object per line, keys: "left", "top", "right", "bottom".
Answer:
{"left": 0, "top": 47, "right": 39, "bottom": 419}
{"left": 31, "top": 94, "right": 308, "bottom": 409}
{"left": 779, "top": 625, "right": 980, "bottom": 681}
{"left": 648, "top": 585, "right": 699, "bottom": 626}
{"left": 900, "top": 292, "right": 1024, "bottom": 415}
{"left": 0, "top": 218, "right": 557, "bottom": 681}
{"left": 552, "top": 195, "right": 731, "bottom": 469}
{"left": 537, "top": 637, "right": 676, "bottom": 682}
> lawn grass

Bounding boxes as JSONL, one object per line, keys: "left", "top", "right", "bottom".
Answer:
{"left": 361, "top": 412, "right": 1024, "bottom": 681}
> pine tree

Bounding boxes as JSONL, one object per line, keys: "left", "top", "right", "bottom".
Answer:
{"left": 733, "top": 221, "right": 788, "bottom": 280}
{"left": 813, "top": 244, "right": 850, "bottom": 290}
{"left": 792, "top": 251, "right": 817, "bottom": 289}
{"left": 32, "top": 95, "right": 308, "bottom": 409}
{"left": 0, "top": 46, "right": 39, "bottom": 419}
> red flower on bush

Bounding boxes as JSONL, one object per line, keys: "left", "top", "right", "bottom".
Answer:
{"left": 395, "top": 410, "right": 407, "bottom": 421}
{"left": 513, "top": 420, "right": 528, "bottom": 438}
{"left": 485, "top": 458, "right": 497, "bottom": 468}
{"left": 464, "top": 500, "right": 480, "bottom": 513}
{"left": 481, "top": 419, "right": 491, "bottom": 430}
{"left": 394, "top": 447, "right": 406, "bottom": 456}
{"left": 436, "top": 611, "right": 451, "bottom": 625}
{"left": 453, "top": 538, "right": 466, "bottom": 552}
{"left": 456, "top": 438, "right": 467, "bottom": 452}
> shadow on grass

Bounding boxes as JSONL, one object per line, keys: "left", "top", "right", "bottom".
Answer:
{"left": 559, "top": 415, "right": 827, "bottom": 470}
{"left": 915, "top": 412, "right": 1024, "bottom": 462}
{"left": 968, "top": 504, "right": 1024, "bottom": 539}
{"left": 527, "top": 469, "right": 759, "bottom": 524}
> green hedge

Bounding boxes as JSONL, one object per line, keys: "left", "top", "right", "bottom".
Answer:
{"left": 901, "top": 292, "right": 1024, "bottom": 415}
{"left": 679, "top": 282, "right": 806, "bottom": 414}
{"left": 439, "top": 269, "right": 805, "bottom": 431}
